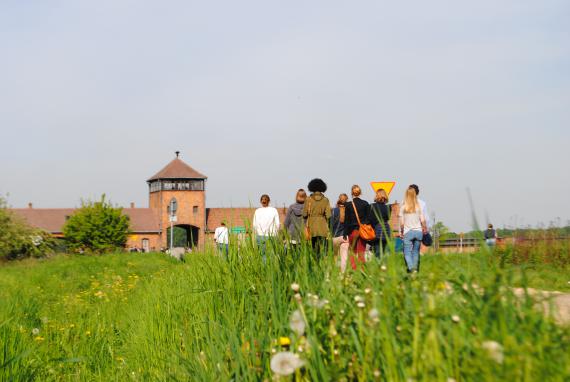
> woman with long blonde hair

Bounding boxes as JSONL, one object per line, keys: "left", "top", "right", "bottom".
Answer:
{"left": 398, "top": 187, "right": 426, "bottom": 273}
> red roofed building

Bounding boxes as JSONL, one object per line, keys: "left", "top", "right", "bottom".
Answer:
{"left": 10, "top": 153, "right": 287, "bottom": 252}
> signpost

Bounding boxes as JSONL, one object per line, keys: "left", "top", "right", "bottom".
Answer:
{"left": 370, "top": 181, "right": 396, "bottom": 196}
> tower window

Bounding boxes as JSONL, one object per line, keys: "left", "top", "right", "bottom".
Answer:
{"left": 193, "top": 206, "right": 199, "bottom": 214}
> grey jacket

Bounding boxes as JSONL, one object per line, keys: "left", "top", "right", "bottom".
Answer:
{"left": 284, "top": 202, "right": 305, "bottom": 242}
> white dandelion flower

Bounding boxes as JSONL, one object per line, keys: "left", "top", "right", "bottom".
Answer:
{"left": 270, "top": 352, "right": 305, "bottom": 376}
{"left": 290, "top": 310, "right": 306, "bottom": 336}
{"left": 368, "top": 308, "right": 380, "bottom": 321}
{"left": 482, "top": 341, "right": 504, "bottom": 364}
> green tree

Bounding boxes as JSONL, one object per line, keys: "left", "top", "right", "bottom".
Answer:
{"left": 0, "top": 196, "right": 54, "bottom": 260}
{"left": 433, "top": 221, "right": 451, "bottom": 245}
{"left": 63, "top": 195, "right": 130, "bottom": 253}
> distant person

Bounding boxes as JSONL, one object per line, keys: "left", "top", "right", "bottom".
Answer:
{"left": 409, "top": 184, "right": 431, "bottom": 229}
{"left": 369, "top": 189, "right": 391, "bottom": 260}
{"left": 484, "top": 224, "right": 497, "bottom": 246}
{"left": 399, "top": 187, "right": 427, "bottom": 273}
{"left": 343, "top": 185, "right": 370, "bottom": 270}
{"left": 214, "top": 221, "right": 229, "bottom": 258}
{"left": 253, "top": 194, "right": 280, "bottom": 262}
{"left": 331, "top": 193, "right": 349, "bottom": 272}
{"left": 303, "top": 179, "right": 332, "bottom": 258}
{"left": 284, "top": 189, "right": 307, "bottom": 250}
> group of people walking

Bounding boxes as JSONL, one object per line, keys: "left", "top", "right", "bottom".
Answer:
{"left": 247, "top": 178, "right": 431, "bottom": 273}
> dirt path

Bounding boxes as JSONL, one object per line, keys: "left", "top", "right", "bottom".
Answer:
{"left": 512, "top": 288, "right": 570, "bottom": 325}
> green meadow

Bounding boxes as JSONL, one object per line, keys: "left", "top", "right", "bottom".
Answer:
{"left": 1, "top": 243, "right": 569, "bottom": 381}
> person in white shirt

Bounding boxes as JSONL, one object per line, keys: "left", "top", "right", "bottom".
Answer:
{"left": 252, "top": 194, "right": 280, "bottom": 262}
{"left": 399, "top": 187, "right": 427, "bottom": 273}
{"left": 409, "top": 184, "right": 430, "bottom": 229}
{"left": 214, "top": 222, "right": 229, "bottom": 258}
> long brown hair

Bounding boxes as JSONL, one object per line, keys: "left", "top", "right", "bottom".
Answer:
{"left": 403, "top": 188, "right": 419, "bottom": 214}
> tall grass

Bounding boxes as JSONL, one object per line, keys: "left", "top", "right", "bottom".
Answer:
{"left": 0, "top": 241, "right": 569, "bottom": 381}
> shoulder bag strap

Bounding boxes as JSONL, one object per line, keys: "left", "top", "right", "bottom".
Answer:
{"left": 351, "top": 200, "right": 362, "bottom": 227}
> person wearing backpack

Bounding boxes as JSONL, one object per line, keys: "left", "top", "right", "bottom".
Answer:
{"left": 369, "top": 188, "right": 391, "bottom": 260}
{"left": 343, "top": 185, "right": 371, "bottom": 270}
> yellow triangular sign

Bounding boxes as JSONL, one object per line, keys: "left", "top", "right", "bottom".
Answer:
{"left": 370, "top": 181, "right": 396, "bottom": 196}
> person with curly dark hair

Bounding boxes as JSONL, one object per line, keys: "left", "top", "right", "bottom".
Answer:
{"left": 302, "top": 178, "right": 332, "bottom": 258}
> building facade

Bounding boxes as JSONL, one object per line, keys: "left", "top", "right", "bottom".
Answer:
{"left": 12, "top": 153, "right": 287, "bottom": 251}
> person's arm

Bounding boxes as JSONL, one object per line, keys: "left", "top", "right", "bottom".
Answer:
{"left": 302, "top": 199, "right": 309, "bottom": 218}
{"left": 369, "top": 204, "right": 378, "bottom": 227}
{"left": 399, "top": 204, "right": 404, "bottom": 236}
{"left": 422, "top": 201, "right": 430, "bottom": 229}
{"left": 325, "top": 201, "right": 332, "bottom": 220}
{"left": 343, "top": 203, "right": 351, "bottom": 238}
{"left": 419, "top": 208, "right": 427, "bottom": 234}
{"left": 273, "top": 208, "right": 280, "bottom": 232}
{"left": 284, "top": 207, "right": 292, "bottom": 230}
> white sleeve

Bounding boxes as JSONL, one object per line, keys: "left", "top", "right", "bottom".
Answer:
{"left": 422, "top": 202, "right": 430, "bottom": 228}
{"left": 252, "top": 210, "right": 259, "bottom": 232}
{"left": 274, "top": 208, "right": 280, "bottom": 230}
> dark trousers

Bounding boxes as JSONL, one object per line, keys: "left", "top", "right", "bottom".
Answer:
{"left": 311, "top": 236, "right": 327, "bottom": 259}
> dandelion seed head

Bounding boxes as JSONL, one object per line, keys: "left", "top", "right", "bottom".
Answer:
{"left": 368, "top": 308, "right": 380, "bottom": 321}
{"left": 482, "top": 341, "right": 504, "bottom": 364}
{"left": 270, "top": 352, "right": 304, "bottom": 376}
{"left": 290, "top": 310, "right": 306, "bottom": 336}
{"left": 32, "top": 328, "right": 40, "bottom": 335}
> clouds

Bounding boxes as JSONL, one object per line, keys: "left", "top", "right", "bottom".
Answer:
{"left": 0, "top": 0, "right": 569, "bottom": 231}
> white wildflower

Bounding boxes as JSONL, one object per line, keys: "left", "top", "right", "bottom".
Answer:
{"left": 354, "top": 295, "right": 364, "bottom": 303}
{"left": 307, "top": 295, "right": 328, "bottom": 309}
{"left": 368, "top": 308, "right": 380, "bottom": 322}
{"left": 357, "top": 302, "right": 366, "bottom": 308}
{"left": 290, "top": 310, "right": 306, "bottom": 336}
{"left": 270, "top": 352, "right": 305, "bottom": 376}
{"left": 364, "top": 288, "right": 372, "bottom": 294}
{"left": 32, "top": 328, "right": 40, "bottom": 335}
{"left": 374, "top": 369, "right": 381, "bottom": 378}
{"left": 482, "top": 341, "right": 504, "bottom": 364}
{"left": 294, "top": 293, "right": 302, "bottom": 302}
{"left": 291, "top": 283, "right": 300, "bottom": 292}
{"left": 451, "top": 315, "right": 460, "bottom": 323}
{"left": 381, "top": 265, "right": 387, "bottom": 271}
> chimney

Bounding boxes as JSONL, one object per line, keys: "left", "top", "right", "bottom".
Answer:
{"left": 130, "top": 202, "right": 135, "bottom": 209}
{"left": 28, "top": 202, "right": 33, "bottom": 209}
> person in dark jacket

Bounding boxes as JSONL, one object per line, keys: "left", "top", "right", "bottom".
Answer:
{"left": 284, "top": 189, "right": 307, "bottom": 251}
{"left": 303, "top": 178, "right": 332, "bottom": 258}
{"left": 331, "top": 193, "right": 349, "bottom": 272}
{"left": 343, "top": 185, "right": 370, "bottom": 269}
{"left": 369, "top": 189, "right": 391, "bottom": 260}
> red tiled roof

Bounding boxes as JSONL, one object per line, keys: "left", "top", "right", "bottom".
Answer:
{"left": 206, "top": 207, "right": 288, "bottom": 232}
{"left": 147, "top": 158, "right": 207, "bottom": 181}
{"left": 11, "top": 208, "right": 160, "bottom": 233}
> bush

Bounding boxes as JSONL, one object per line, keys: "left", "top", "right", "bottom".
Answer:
{"left": 0, "top": 197, "right": 54, "bottom": 260}
{"left": 62, "top": 195, "right": 130, "bottom": 253}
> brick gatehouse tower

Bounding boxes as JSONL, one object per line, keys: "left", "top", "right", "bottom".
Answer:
{"left": 147, "top": 151, "right": 207, "bottom": 248}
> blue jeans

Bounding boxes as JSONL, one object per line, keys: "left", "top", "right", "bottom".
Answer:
{"left": 217, "top": 243, "right": 228, "bottom": 258}
{"left": 256, "top": 235, "right": 272, "bottom": 263}
{"left": 403, "top": 230, "right": 423, "bottom": 272}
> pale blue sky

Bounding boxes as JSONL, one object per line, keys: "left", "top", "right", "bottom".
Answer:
{"left": 1, "top": 0, "right": 569, "bottom": 231}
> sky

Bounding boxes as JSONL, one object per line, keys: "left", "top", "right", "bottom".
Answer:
{"left": 1, "top": 0, "right": 569, "bottom": 232}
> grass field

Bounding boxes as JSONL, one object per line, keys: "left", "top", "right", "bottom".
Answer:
{"left": 1, "top": 243, "right": 569, "bottom": 381}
